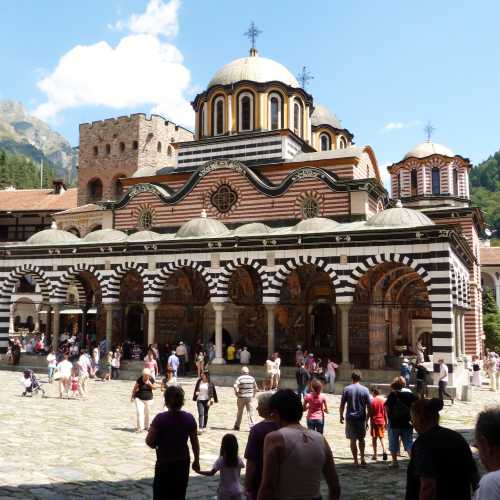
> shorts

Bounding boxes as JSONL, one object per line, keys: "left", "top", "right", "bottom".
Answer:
{"left": 370, "top": 422, "right": 385, "bottom": 438}
{"left": 346, "top": 418, "right": 366, "bottom": 440}
{"left": 388, "top": 426, "right": 413, "bottom": 453}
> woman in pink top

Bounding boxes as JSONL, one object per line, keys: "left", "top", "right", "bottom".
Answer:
{"left": 303, "top": 378, "right": 328, "bottom": 434}
{"left": 144, "top": 349, "right": 159, "bottom": 378}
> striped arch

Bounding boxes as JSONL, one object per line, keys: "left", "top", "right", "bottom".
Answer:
{"left": 216, "top": 258, "right": 269, "bottom": 299}
{"left": 451, "top": 266, "right": 458, "bottom": 306}
{"left": 269, "top": 255, "right": 341, "bottom": 299}
{"left": 0, "top": 264, "right": 53, "bottom": 301}
{"left": 54, "top": 264, "right": 105, "bottom": 301}
{"left": 104, "top": 262, "right": 148, "bottom": 301}
{"left": 344, "top": 253, "right": 431, "bottom": 298}
{"left": 148, "top": 259, "right": 216, "bottom": 300}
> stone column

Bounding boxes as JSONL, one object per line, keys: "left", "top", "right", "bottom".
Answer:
{"left": 34, "top": 303, "right": 41, "bottom": 332}
{"left": 51, "top": 304, "right": 61, "bottom": 351}
{"left": 8, "top": 303, "right": 15, "bottom": 333}
{"left": 146, "top": 303, "right": 158, "bottom": 346}
{"left": 81, "top": 306, "right": 88, "bottom": 345}
{"left": 104, "top": 303, "right": 115, "bottom": 350}
{"left": 288, "top": 96, "right": 294, "bottom": 130}
{"left": 453, "top": 308, "right": 460, "bottom": 357}
{"left": 212, "top": 303, "right": 226, "bottom": 364}
{"left": 461, "top": 311, "right": 466, "bottom": 355}
{"left": 338, "top": 303, "right": 352, "bottom": 367}
{"left": 265, "top": 304, "right": 276, "bottom": 357}
{"left": 227, "top": 94, "right": 233, "bottom": 134}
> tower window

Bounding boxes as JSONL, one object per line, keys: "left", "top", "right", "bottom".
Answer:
{"left": 133, "top": 140, "right": 139, "bottom": 150}
{"left": 432, "top": 167, "right": 440, "bottom": 195}
{"left": 320, "top": 133, "right": 331, "bottom": 151}
{"left": 105, "top": 144, "right": 111, "bottom": 155}
{"left": 411, "top": 168, "right": 418, "bottom": 196}
{"left": 167, "top": 146, "right": 173, "bottom": 157}
{"left": 213, "top": 96, "right": 225, "bottom": 136}
{"left": 453, "top": 168, "right": 459, "bottom": 195}
{"left": 93, "top": 146, "right": 98, "bottom": 156}
{"left": 293, "top": 100, "right": 303, "bottom": 137}
{"left": 119, "top": 142, "right": 125, "bottom": 152}
{"left": 338, "top": 136, "right": 347, "bottom": 149}
{"left": 157, "top": 141, "right": 162, "bottom": 153}
{"left": 269, "top": 93, "right": 282, "bottom": 130}
{"left": 238, "top": 92, "right": 253, "bottom": 132}
{"left": 87, "top": 178, "right": 103, "bottom": 202}
{"left": 200, "top": 103, "right": 207, "bottom": 137}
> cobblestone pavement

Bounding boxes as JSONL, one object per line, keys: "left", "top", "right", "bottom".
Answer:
{"left": 0, "top": 370, "right": 496, "bottom": 499}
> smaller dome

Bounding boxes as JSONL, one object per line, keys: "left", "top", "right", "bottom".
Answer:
{"left": 83, "top": 229, "right": 128, "bottom": 243}
{"left": 127, "top": 230, "right": 163, "bottom": 242}
{"left": 132, "top": 166, "right": 159, "bottom": 178}
{"left": 311, "top": 104, "right": 342, "bottom": 129}
{"left": 27, "top": 229, "right": 81, "bottom": 246}
{"left": 176, "top": 212, "right": 229, "bottom": 238}
{"left": 234, "top": 222, "right": 271, "bottom": 236}
{"left": 292, "top": 217, "right": 340, "bottom": 233}
{"left": 404, "top": 142, "right": 454, "bottom": 160}
{"left": 366, "top": 202, "right": 434, "bottom": 228}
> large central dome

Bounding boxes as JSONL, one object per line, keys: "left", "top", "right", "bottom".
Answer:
{"left": 208, "top": 51, "right": 299, "bottom": 88}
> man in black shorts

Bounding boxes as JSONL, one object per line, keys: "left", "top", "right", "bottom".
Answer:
{"left": 340, "top": 371, "right": 371, "bottom": 466}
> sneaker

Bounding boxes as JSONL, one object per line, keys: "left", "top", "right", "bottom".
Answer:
{"left": 382, "top": 452, "right": 388, "bottom": 461}
{"left": 233, "top": 426, "right": 240, "bottom": 431}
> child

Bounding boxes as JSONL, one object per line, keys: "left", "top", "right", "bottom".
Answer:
{"left": 70, "top": 366, "right": 79, "bottom": 398}
{"left": 369, "top": 387, "right": 388, "bottom": 461}
{"left": 111, "top": 351, "right": 120, "bottom": 379}
{"left": 303, "top": 378, "right": 328, "bottom": 434}
{"left": 196, "top": 433, "right": 245, "bottom": 500}
{"left": 103, "top": 351, "right": 113, "bottom": 381}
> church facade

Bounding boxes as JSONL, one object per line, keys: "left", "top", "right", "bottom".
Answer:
{"left": 0, "top": 48, "right": 483, "bottom": 389}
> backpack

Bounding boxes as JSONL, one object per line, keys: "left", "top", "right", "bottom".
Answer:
{"left": 389, "top": 393, "right": 410, "bottom": 422}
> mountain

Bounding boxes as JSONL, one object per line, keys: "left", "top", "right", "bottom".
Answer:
{"left": 0, "top": 100, "right": 75, "bottom": 182}
{"left": 470, "top": 150, "right": 500, "bottom": 239}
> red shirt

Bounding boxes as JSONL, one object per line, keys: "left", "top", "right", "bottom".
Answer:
{"left": 370, "top": 396, "right": 386, "bottom": 425}
{"left": 305, "top": 392, "right": 326, "bottom": 420}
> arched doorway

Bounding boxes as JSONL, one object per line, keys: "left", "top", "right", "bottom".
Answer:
{"left": 156, "top": 268, "right": 209, "bottom": 348}
{"left": 350, "top": 262, "right": 431, "bottom": 369}
{"left": 277, "top": 264, "right": 337, "bottom": 362}
{"left": 119, "top": 270, "right": 145, "bottom": 346}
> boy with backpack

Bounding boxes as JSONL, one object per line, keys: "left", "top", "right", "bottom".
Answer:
{"left": 385, "top": 377, "right": 418, "bottom": 468}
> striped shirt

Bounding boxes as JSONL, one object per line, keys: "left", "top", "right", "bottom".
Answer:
{"left": 234, "top": 374, "right": 257, "bottom": 398}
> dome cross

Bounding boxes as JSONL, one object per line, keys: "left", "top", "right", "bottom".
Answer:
{"left": 244, "top": 22, "right": 262, "bottom": 53}
{"left": 424, "top": 122, "right": 435, "bottom": 143}
{"left": 297, "top": 66, "right": 314, "bottom": 89}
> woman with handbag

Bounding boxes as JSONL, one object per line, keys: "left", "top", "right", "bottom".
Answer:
{"left": 192, "top": 371, "right": 218, "bottom": 433}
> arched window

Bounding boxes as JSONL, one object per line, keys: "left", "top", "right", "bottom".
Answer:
{"left": 320, "top": 133, "right": 331, "bottom": 151}
{"left": 119, "top": 142, "right": 125, "bottom": 152}
{"left": 167, "top": 146, "right": 173, "bottom": 157}
{"left": 200, "top": 103, "right": 207, "bottom": 137}
{"left": 87, "top": 178, "right": 103, "bottom": 202}
{"left": 293, "top": 99, "right": 303, "bottom": 137}
{"left": 157, "top": 141, "right": 162, "bottom": 153}
{"left": 411, "top": 168, "right": 418, "bottom": 196}
{"left": 238, "top": 92, "right": 253, "bottom": 132}
{"left": 213, "top": 96, "right": 225, "bottom": 136}
{"left": 67, "top": 227, "right": 81, "bottom": 237}
{"left": 133, "top": 140, "right": 138, "bottom": 150}
{"left": 113, "top": 175, "right": 125, "bottom": 198}
{"left": 453, "top": 168, "right": 459, "bottom": 195}
{"left": 338, "top": 136, "right": 347, "bottom": 149}
{"left": 432, "top": 167, "right": 441, "bottom": 195}
{"left": 93, "top": 146, "right": 98, "bottom": 156}
{"left": 105, "top": 144, "right": 111, "bottom": 155}
{"left": 268, "top": 93, "right": 282, "bottom": 130}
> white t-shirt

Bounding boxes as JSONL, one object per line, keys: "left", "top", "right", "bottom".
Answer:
{"left": 440, "top": 363, "right": 449, "bottom": 382}
{"left": 213, "top": 456, "right": 244, "bottom": 496}
{"left": 47, "top": 353, "right": 57, "bottom": 368}
{"left": 239, "top": 350, "right": 251, "bottom": 364}
{"left": 78, "top": 355, "right": 92, "bottom": 375}
{"left": 266, "top": 359, "right": 275, "bottom": 375}
{"left": 475, "top": 470, "right": 500, "bottom": 500}
{"left": 197, "top": 382, "right": 209, "bottom": 401}
{"left": 57, "top": 360, "right": 73, "bottom": 379}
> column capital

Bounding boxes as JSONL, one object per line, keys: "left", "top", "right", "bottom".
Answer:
{"left": 264, "top": 303, "right": 276, "bottom": 311}
{"left": 337, "top": 303, "right": 353, "bottom": 312}
{"left": 145, "top": 303, "right": 159, "bottom": 312}
{"left": 212, "top": 303, "right": 226, "bottom": 312}
{"left": 103, "top": 302, "right": 120, "bottom": 312}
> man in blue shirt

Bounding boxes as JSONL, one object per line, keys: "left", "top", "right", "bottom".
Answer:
{"left": 167, "top": 351, "right": 180, "bottom": 383}
{"left": 340, "top": 370, "right": 371, "bottom": 466}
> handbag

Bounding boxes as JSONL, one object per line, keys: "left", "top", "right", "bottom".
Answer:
{"left": 53, "top": 369, "right": 61, "bottom": 381}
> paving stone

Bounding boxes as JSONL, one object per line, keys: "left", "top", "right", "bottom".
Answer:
{"left": 0, "top": 371, "right": 491, "bottom": 499}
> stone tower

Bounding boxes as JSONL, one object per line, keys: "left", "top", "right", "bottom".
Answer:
{"left": 77, "top": 114, "right": 193, "bottom": 206}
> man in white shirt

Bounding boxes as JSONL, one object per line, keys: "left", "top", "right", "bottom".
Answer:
{"left": 78, "top": 350, "right": 92, "bottom": 398}
{"left": 57, "top": 353, "right": 73, "bottom": 399}
{"left": 233, "top": 366, "right": 258, "bottom": 430}
{"left": 438, "top": 359, "right": 454, "bottom": 404}
{"left": 474, "top": 407, "right": 500, "bottom": 499}
{"left": 272, "top": 352, "right": 281, "bottom": 389}
{"left": 239, "top": 346, "right": 251, "bottom": 365}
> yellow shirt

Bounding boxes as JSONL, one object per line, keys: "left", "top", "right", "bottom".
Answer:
{"left": 227, "top": 345, "right": 236, "bottom": 361}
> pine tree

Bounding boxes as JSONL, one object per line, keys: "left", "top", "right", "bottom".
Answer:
{"left": 483, "top": 289, "right": 500, "bottom": 351}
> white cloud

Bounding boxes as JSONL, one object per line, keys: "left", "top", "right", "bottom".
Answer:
{"left": 381, "top": 120, "right": 422, "bottom": 133}
{"left": 33, "top": 0, "right": 194, "bottom": 127}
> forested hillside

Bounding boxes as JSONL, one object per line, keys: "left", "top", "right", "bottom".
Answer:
{"left": 0, "top": 148, "right": 54, "bottom": 189}
{"left": 470, "top": 150, "right": 500, "bottom": 238}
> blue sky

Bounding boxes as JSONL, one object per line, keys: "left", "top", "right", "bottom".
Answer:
{"left": 1, "top": 0, "right": 499, "bottom": 186}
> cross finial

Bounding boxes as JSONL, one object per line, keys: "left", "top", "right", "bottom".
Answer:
{"left": 297, "top": 66, "right": 314, "bottom": 89}
{"left": 244, "top": 22, "right": 262, "bottom": 54}
{"left": 424, "top": 122, "right": 435, "bottom": 142}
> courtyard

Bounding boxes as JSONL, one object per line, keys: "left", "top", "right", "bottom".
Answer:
{"left": 0, "top": 369, "right": 494, "bottom": 500}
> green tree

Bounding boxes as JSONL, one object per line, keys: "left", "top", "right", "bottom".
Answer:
{"left": 0, "top": 148, "right": 54, "bottom": 189}
{"left": 483, "top": 289, "right": 500, "bottom": 352}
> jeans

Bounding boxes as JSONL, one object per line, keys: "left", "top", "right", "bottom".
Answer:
{"left": 197, "top": 399, "right": 210, "bottom": 429}
{"left": 48, "top": 366, "right": 55, "bottom": 382}
{"left": 135, "top": 398, "right": 154, "bottom": 430}
{"left": 297, "top": 384, "right": 308, "bottom": 400}
{"left": 111, "top": 367, "right": 119, "bottom": 379}
{"left": 388, "top": 426, "right": 413, "bottom": 453}
{"left": 234, "top": 397, "right": 254, "bottom": 429}
{"left": 307, "top": 418, "right": 324, "bottom": 434}
{"left": 438, "top": 381, "right": 453, "bottom": 401}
